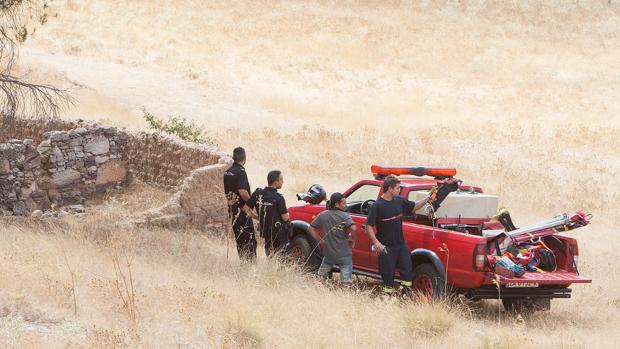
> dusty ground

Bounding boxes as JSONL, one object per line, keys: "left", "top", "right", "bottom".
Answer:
{"left": 1, "top": 0, "right": 619, "bottom": 347}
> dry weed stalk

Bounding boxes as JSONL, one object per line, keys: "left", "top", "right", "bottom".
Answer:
{"left": 439, "top": 242, "right": 450, "bottom": 300}
{"left": 109, "top": 234, "right": 138, "bottom": 323}
{"left": 225, "top": 206, "right": 243, "bottom": 266}
{"left": 492, "top": 274, "right": 502, "bottom": 325}
{"left": 60, "top": 249, "right": 78, "bottom": 316}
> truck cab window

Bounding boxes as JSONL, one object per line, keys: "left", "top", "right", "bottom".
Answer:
{"left": 346, "top": 184, "right": 380, "bottom": 215}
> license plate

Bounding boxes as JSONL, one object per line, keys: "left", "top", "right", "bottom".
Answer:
{"left": 506, "top": 282, "right": 539, "bottom": 288}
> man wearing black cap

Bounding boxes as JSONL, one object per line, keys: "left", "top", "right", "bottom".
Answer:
{"left": 308, "top": 192, "right": 357, "bottom": 285}
{"left": 223, "top": 147, "right": 257, "bottom": 262}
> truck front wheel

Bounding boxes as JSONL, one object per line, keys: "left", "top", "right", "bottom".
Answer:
{"left": 411, "top": 263, "right": 446, "bottom": 299}
{"left": 289, "top": 234, "right": 321, "bottom": 271}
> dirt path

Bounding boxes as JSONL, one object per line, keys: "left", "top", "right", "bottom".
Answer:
{"left": 20, "top": 47, "right": 295, "bottom": 130}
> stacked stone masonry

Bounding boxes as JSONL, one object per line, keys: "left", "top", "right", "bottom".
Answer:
{"left": 39, "top": 126, "right": 130, "bottom": 206}
{"left": 126, "top": 131, "right": 231, "bottom": 230}
{"left": 0, "top": 140, "right": 42, "bottom": 215}
{"left": 127, "top": 132, "right": 223, "bottom": 188}
{"left": 0, "top": 118, "right": 232, "bottom": 231}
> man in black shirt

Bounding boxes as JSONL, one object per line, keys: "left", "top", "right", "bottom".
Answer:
{"left": 223, "top": 147, "right": 257, "bottom": 262}
{"left": 365, "top": 175, "right": 432, "bottom": 296}
{"left": 244, "top": 170, "right": 290, "bottom": 257}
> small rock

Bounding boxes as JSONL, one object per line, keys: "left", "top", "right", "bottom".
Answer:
{"left": 31, "top": 210, "right": 43, "bottom": 217}
{"left": 65, "top": 204, "right": 85, "bottom": 213}
{"left": 37, "top": 139, "right": 51, "bottom": 153}
{"left": 51, "top": 169, "right": 81, "bottom": 187}
{"left": 0, "top": 159, "right": 10, "bottom": 174}
{"left": 12, "top": 201, "right": 30, "bottom": 216}
{"left": 42, "top": 211, "right": 54, "bottom": 218}
{"left": 52, "top": 147, "right": 64, "bottom": 161}
{"left": 49, "top": 131, "right": 64, "bottom": 142}
{"left": 23, "top": 139, "right": 33, "bottom": 146}
{"left": 84, "top": 135, "right": 110, "bottom": 155}
{"left": 95, "top": 155, "right": 109, "bottom": 164}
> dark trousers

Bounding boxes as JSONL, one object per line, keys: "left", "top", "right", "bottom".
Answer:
{"left": 378, "top": 244, "right": 413, "bottom": 288}
{"left": 230, "top": 208, "right": 257, "bottom": 262}
{"left": 264, "top": 229, "right": 289, "bottom": 257}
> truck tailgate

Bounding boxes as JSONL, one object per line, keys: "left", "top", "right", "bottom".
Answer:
{"left": 488, "top": 271, "right": 592, "bottom": 285}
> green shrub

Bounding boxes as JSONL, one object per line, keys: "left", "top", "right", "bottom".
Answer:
{"left": 142, "top": 109, "right": 214, "bottom": 145}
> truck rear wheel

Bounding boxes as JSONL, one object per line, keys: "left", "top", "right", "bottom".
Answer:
{"left": 289, "top": 234, "right": 321, "bottom": 271}
{"left": 411, "top": 263, "right": 445, "bottom": 299}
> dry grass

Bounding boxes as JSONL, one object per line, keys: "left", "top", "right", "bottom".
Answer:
{"left": 2, "top": 0, "right": 619, "bottom": 347}
{"left": 0, "top": 184, "right": 618, "bottom": 348}
{"left": 214, "top": 122, "right": 619, "bottom": 227}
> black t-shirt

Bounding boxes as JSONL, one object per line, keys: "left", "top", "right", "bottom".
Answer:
{"left": 366, "top": 196, "right": 416, "bottom": 247}
{"left": 247, "top": 187, "right": 288, "bottom": 237}
{"left": 223, "top": 162, "right": 251, "bottom": 210}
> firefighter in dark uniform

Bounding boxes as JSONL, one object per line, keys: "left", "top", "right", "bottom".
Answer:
{"left": 244, "top": 170, "right": 290, "bottom": 257}
{"left": 223, "top": 147, "right": 257, "bottom": 262}
{"left": 364, "top": 175, "right": 432, "bottom": 296}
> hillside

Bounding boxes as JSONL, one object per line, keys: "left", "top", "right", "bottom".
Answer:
{"left": 2, "top": 0, "right": 619, "bottom": 347}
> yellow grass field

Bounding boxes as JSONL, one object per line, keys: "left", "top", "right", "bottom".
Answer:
{"left": 2, "top": 0, "right": 619, "bottom": 347}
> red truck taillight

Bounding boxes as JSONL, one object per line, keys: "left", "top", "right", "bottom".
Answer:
{"left": 473, "top": 243, "right": 487, "bottom": 271}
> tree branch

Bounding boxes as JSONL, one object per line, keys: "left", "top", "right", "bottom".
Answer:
{"left": 0, "top": 1, "right": 73, "bottom": 122}
{"left": 0, "top": 74, "right": 73, "bottom": 121}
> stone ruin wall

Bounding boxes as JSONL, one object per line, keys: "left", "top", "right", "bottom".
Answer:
{"left": 40, "top": 126, "right": 129, "bottom": 207}
{"left": 126, "top": 131, "right": 231, "bottom": 230}
{"left": 0, "top": 125, "right": 129, "bottom": 215}
{"left": 0, "top": 139, "right": 42, "bottom": 216}
{"left": 0, "top": 118, "right": 232, "bottom": 231}
{"left": 127, "top": 132, "right": 224, "bottom": 188}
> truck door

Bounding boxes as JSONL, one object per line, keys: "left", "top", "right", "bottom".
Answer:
{"left": 344, "top": 183, "right": 381, "bottom": 270}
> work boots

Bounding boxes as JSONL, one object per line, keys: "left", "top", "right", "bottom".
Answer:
{"left": 401, "top": 286, "right": 414, "bottom": 300}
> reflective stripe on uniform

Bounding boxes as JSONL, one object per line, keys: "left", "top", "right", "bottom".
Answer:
{"left": 379, "top": 213, "right": 403, "bottom": 222}
{"left": 382, "top": 286, "right": 394, "bottom": 294}
{"left": 402, "top": 280, "right": 412, "bottom": 287}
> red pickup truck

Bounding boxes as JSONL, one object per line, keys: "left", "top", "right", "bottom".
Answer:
{"left": 288, "top": 166, "right": 591, "bottom": 312}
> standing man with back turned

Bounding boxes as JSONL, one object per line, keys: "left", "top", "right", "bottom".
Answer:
{"left": 365, "top": 175, "right": 432, "bottom": 296}
{"left": 244, "top": 170, "right": 290, "bottom": 257}
{"left": 224, "top": 147, "right": 257, "bottom": 262}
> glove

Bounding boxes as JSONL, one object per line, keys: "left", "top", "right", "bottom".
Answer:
{"left": 428, "top": 186, "right": 438, "bottom": 202}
